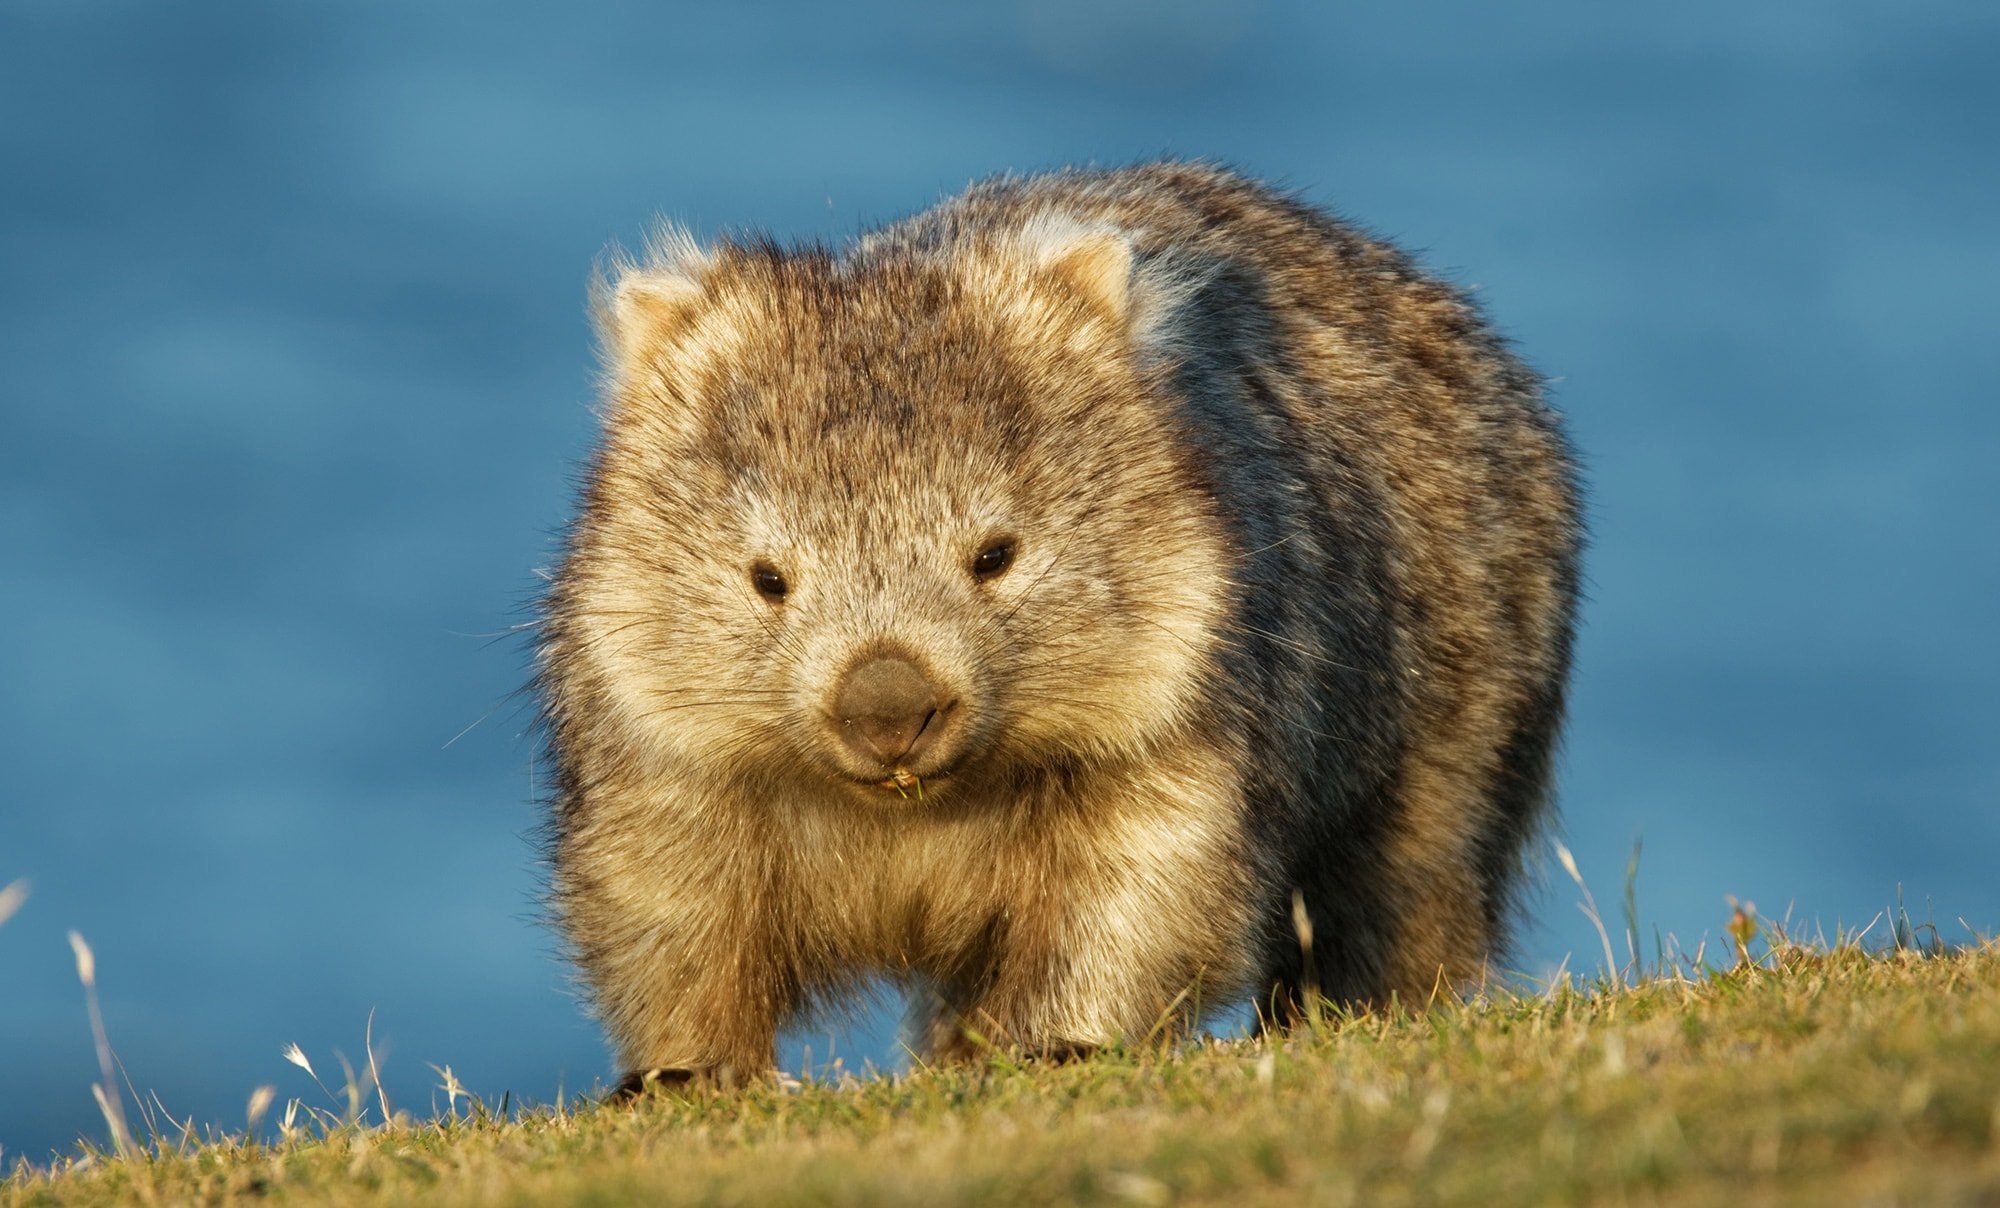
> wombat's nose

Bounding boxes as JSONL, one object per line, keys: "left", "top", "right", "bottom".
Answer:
{"left": 834, "top": 657, "right": 945, "bottom": 765}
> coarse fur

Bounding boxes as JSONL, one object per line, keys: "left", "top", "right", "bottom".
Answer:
{"left": 537, "top": 162, "right": 1582, "bottom": 1088}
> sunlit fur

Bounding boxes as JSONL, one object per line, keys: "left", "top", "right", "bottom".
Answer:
{"left": 538, "top": 162, "right": 1582, "bottom": 1086}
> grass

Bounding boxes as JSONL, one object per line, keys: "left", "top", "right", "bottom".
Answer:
{"left": 6, "top": 912, "right": 2000, "bottom": 1207}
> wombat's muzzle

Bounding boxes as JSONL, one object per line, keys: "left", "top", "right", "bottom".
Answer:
{"left": 831, "top": 654, "right": 957, "bottom": 772}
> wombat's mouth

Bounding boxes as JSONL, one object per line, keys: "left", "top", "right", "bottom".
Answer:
{"left": 839, "top": 764, "right": 959, "bottom": 799}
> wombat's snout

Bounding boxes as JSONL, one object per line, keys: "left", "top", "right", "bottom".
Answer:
{"left": 832, "top": 656, "right": 955, "bottom": 769}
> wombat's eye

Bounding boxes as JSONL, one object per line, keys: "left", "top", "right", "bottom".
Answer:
{"left": 971, "top": 539, "right": 1015, "bottom": 581}
{"left": 750, "top": 563, "right": 788, "bottom": 601}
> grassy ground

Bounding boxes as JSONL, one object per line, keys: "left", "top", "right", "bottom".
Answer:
{"left": 8, "top": 936, "right": 2000, "bottom": 1206}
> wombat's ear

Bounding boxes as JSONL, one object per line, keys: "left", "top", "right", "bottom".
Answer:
{"left": 608, "top": 271, "right": 703, "bottom": 346}
{"left": 1017, "top": 217, "right": 1135, "bottom": 326}
{"left": 592, "top": 228, "right": 714, "bottom": 372}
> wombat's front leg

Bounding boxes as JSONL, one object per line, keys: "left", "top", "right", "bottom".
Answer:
{"left": 919, "top": 888, "right": 1247, "bottom": 1064}
{"left": 918, "top": 770, "right": 1256, "bottom": 1063}
{"left": 570, "top": 884, "right": 794, "bottom": 1099}
{"left": 919, "top": 932, "right": 1203, "bottom": 1065}
{"left": 593, "top": 932, "right": 787, "bottom": 1097}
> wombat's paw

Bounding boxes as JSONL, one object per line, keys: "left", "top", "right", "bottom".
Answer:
{"left": 608, "top": 1067, "right": 697, "bottom": 1103}
{"left": 937, "top": 1031, "right": 1103, "bottom": 1067}
{"left": 1031, "top": 1042, "right": 1099, "bottom": 1066}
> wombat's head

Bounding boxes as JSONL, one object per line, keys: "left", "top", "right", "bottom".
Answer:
{"left": 544, "top": 219, "right": 1229, "bottom": 802}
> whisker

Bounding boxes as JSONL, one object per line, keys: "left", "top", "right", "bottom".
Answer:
{"left": 998, "top": 522, "right": 1095, "bottom": 628}
{"left": 1234, "top": 531, "right": 1302, "bottom": 559}
{"left": 449, "top": 621, "right": 541, "bottom": 640}
{"left": 632, "top": 698, "right": 794, "bottom": 717}
{"left": 442, "top": 706, "right": 502, "bottom": 750}
{"left": 1218, "top": 621, "right": 1367, "bottom": 674}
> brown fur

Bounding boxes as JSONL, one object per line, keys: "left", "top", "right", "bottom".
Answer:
{"left": 538, "top": 162, "right": 1581, "bottom": 1088}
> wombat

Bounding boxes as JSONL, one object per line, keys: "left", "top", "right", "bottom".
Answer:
{"left": 538, "top": 162, "right": 1581, "bottom": 1093}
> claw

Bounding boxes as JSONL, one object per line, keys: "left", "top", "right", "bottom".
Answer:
{"left": 609, "top": 1067, "right": 696, "bottom": 1103}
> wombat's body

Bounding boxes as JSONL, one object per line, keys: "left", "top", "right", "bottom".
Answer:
{"left": 539, "top": 162, "right": 1580, "bottom": 1088}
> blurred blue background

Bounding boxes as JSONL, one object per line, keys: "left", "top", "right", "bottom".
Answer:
{"left": 3, "top": 0, "right": 1995, "bottom": 1166}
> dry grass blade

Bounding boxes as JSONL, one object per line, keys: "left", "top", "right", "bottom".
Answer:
{"left": 1554, "top": 840, "right": 1622, "bottom": 988}
{"left": 64, "top": 932, "right": 136, "bottom": 1160}
{"left": 0, "top": 878, "right": 27, "bottom": 928}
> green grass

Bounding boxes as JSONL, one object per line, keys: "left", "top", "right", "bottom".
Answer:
{"left": 9, "top": 931, "right": 2000, "bottom": 1206}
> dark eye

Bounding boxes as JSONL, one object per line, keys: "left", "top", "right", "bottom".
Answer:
{"left": 971, "top": 539, "right": 1015, "bottom": 581}
{"left": 751, "top": 563, "right": 788, "bottom": 601}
